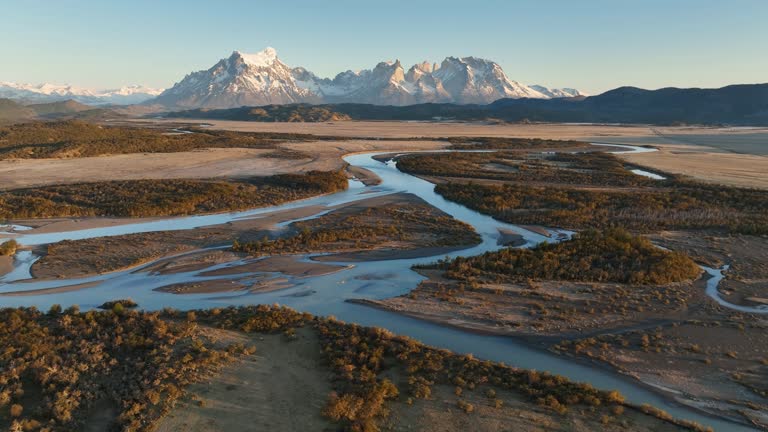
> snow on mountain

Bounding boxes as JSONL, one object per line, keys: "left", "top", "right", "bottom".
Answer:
{"left": 153, "top": 48, "right": 583, "bottom": 109}
{"left": 152, "top": 49, "right": 320, "bottom": 109}
{"left": 529, "top": 85, "right": 586, "bottom": 98}
{"left": 0, "top": 82, "right": 163, "bottom": 105}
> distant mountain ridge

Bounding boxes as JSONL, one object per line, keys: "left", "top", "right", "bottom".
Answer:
{"left": 0, "top": 82, "right": 163, "bottom": 105}
{"left": 0, "top": 98, "right": 120, "bottom": 124}
{"left": 167, "top": 83, "right": 768, "bottom": 126}
{"left": 152, "top": 47, "right": 585, "bottom": 109}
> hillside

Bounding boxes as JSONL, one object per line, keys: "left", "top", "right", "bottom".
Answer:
{"left": 0, "top": 98, "right": 35, "bottom": 124}
{"left": 166, "top": 83, "right": 768, "bottom": 126}
{"left": 151, "top": 47, "right": 582, "bottom": 109}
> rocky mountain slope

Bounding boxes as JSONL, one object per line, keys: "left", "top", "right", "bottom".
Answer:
{"left": 152, "top": 47, "right": 583, "bottom": 109}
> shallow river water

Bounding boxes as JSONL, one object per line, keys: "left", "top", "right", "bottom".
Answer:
{"left": 0, "top": 146, "right": 758, "bottom": 431}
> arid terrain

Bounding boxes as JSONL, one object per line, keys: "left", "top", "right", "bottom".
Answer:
{"left": 157, "top": 120, "right": 768, "bottom": 190}
{"left": 4, "top": 2, "right": 768, "bottom": 430}
{"left": 355, "top": 140, "right": 768, "bottom": 429}
{"left": 1, "top": 119, "right": 765, "bottom": 431}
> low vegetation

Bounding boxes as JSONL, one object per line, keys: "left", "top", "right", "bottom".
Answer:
{"left": 395, "top": 150, "right": 768, "bottom": 234}
{"left": 0, "top": 239, "right": 18, "bottom": 256}
{"left": 168, "top": 305, "right": 707, "bottom": 432}
{"left": 396, "top": 150, "right": 657, "bottom": 187}
{"left": 0, "top": 170, "right": 348, "bottom": 218}
{"left": 233, "top": 202, "right": 481, "bottom": 256}
{"left": 0, "top": 120, "right": 356, "bottom": 160}
{"left": 433, "top": 181, "right": 768, "bottom": 235}
{"left": 0, "top": 306, "right": 251, "bottom": 431}
{"left": 0, "top": 303, "right": 714, "bottom": 431}
{"left": 173, "top": 104, "right": 352, "bottom": 122}
{"left": 422, "top": 228, "right": 701, "bottom": 285}
{"left": 98, "top": 299, "right": 138, "bottom": 310}
{"left": 445, "top": 136, "right": 590, "bottom": 151}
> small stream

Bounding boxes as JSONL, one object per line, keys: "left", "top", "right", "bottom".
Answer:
{"left": 0, "top": 145, "right": 758, "bottom": 431}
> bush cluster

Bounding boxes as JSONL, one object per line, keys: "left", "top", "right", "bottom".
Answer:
{"left": 0, "top": 170, "right": 348, "bottom": 219}
{"left": 0, "top": 306, "right": 248, "bottom": 431}
{"left": 424, "top": 228, "right": 701, "bottom": 285}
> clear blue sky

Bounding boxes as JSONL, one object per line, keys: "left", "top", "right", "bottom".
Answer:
{"left": 2, "top": 0, "right": 766, "bottom": 94}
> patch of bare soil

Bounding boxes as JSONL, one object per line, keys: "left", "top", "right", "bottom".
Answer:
{"left": 142, "top": 249, "right": 244, "bottom": 275}
{"left": 385, "top": 384, "right": 685, "bottom": 432}
{"left": 0, "top": 255, "right": 12, "bottom": 277}
{"left": 0, "top": 138, "right": 441, "bottom": 189}
{"left": 357, "top": 231, "right": 768, "bottom": 427}
{"left": 26, "top": 193, "right": 477, "bottom": 300}
{"left": 652, "top": 232, "right": 768, "bottom": 307}
{"left": 313, "top": 244, "right": 475, "bottom": 262}
{"left": 153, "top": 255, "right": 348, "bottom": 295}
{"left": 0, "top": 280, "right": 101, "bottom": 297}
{"left": 620, "top": 145, "right": 768, "bottom": 189}
{"left": 347, "top": 165, "right": 381, "bottom": 185}
{"left": 362, "top": 269, "right": 703, "bottom": 338}
{"left": 153, "top": 118, "right": 659, "bottom": 139}
{"left": 155, "top": 327, "right": 334, "bottom": 432}
{"left": 200, "top": 255, "right": 349, "bottom": 278}
{"left": 30, "top": 228, "right": 232, "bottom": 279}
{"left": 554, "top": 320, "right": 768, "bottom": 429}
{"left": 234, "top": 192, "right": 480, "bottom": 259}
{"left": 155, "top": 279, "right": 249, "bottom": 295}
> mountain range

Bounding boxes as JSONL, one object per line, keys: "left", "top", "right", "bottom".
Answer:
{"left": 0, "top": 82, "right": 163, "bottom": 105}
{"left": 169, "top": 83, "right": 768, "bottom": 126}
{"left": 152, "top": 47, "right": 584, "bottom": 109}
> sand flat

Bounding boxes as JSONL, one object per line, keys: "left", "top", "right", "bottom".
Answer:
{"left": 621, "top": 145, "right": 768, "bottom": 189}
{"left": 0, "top": 139, "right": 441, "bottom": 190}
{"left": 155, "top": 327, "right": 333, "bottom": 432}
{"left": 161, "top": 119, "right": 659, "bottom": 139}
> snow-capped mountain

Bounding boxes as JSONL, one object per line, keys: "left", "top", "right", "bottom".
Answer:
{"left": 153, "top": 48, "right": 320, "bottom": 108}
{"left": 529, "top": 85, "right": 586, "bottom": 98}
{"left": 153, "top": 47, "right": 583, "bottom": 108}
{"left": 0, "top": 82, "right": 163, "bottom": 105}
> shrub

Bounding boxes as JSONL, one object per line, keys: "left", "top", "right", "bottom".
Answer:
{"left": 0, "top": 239, "right": 18, "bottom": 256}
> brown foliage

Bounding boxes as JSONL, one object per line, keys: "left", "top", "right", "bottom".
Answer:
{"left": 424, "top": 228, "right": 701, "bottom": 285}
{"left": 0, "top": 170, "right": 348, "bottom": 219}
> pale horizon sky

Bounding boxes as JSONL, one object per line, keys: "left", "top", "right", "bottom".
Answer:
{"left": 2, "top": 0, "right": 767, "bottom": 94}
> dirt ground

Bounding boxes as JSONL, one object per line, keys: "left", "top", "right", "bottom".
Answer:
{"left": 19, "top": 193, "right": 477, "bottom": 296}
{"left": 185, "top": 120, "right": 768, "bottom": 190}
{"left": 386, "top": 384, "right": 684, "bottom": 432}
{"left": 359, "top": 264, "right": 704, "bottom": 339}
{"left": 359, "top": 230, "right": 768, "bottom": 428}
{"left": 651, "top": 232, "right": 768, "bottom": 307}
{"left": 0, "top": 139, "right": 442, "bottom": 190}
{"left": 620, "top": 144, "right": 768, "bottom": 189}
{"left": 555, "top": 320, "right": 768, "bottom": 428}
{"left": 154, "top": 119, "right": 662, "bottom": 139}
{"left": 152, "top": 325, "right": 690, "bottom": 432}
{"left": 0, "top": 255, "right": 12, "bottom": 277}
{"left": 155, "top": 326, "right": 334, "bottom": 432}
{"left": 3, "top": 120, "right": 764, "bottom": 190}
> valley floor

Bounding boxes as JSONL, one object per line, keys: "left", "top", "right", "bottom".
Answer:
{"left": 1, "top": 120, "right": 766, "bottom": 431}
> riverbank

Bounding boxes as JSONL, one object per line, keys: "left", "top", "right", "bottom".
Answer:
{"left": 10, "top": 192, "right": 479, "bottom": 290}
{"left": 0, "top": 146, "right": 760, "bottom": 431}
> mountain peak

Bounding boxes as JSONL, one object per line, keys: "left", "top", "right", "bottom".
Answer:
{"left": 232, "top": 47, "right": 279, "bottom": 68}
{"left": 0, "top": 81, "right": 163, "bottom": 105}
{"left": 152, "top": 49, "right": 583, "bottom": 108}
